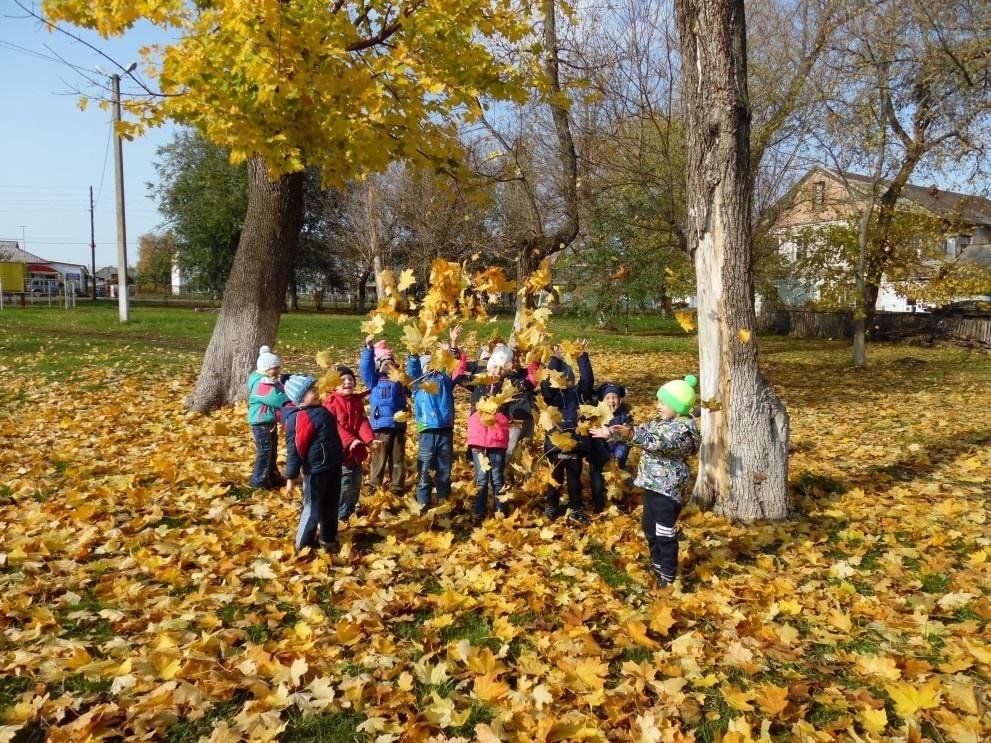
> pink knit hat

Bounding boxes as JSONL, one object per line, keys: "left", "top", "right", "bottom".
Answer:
{"left": 373, "top": 340, "right": 392, "bottom": 360}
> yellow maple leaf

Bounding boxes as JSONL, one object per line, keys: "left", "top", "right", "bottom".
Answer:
{"left": 854, "top": 653, "right": 901, "bottom": 681}
{"left": 397, "top": 268, "right": 416, "bottom": 292}
{"left": 472, "top": 673, "right": 509, "bottom": 702}
{"left": 315, "top": 349, "right": 334, "bottom": 369}
{"left": 736, "top": 328, "right": 752, "bottom": 343}
{"left": 624, "top": 619, "right": 660, "bottom": 650}
{"left": 858, "top": 706, "right": 888, "bottom": 735}
{"left": 419, "top": 379, "right": 440, "bottom": 395}
{"left": 673, "top": 309, "right": 696, "bottom": 333}
{"left": 884, "top": 679, "right": 942, "bottom": 717}
{"left": 549, "top": 431, "right": 578, "bottom": 452}
{"left": 570, "top": 657, "right": 608, "bottom": 690}
{"left": 721, "top": 685, "right": 755, "bottom": 712}
{"left": 648, "top": 602, "right": 676, "bottom": 636}
{"left": 754, "top": 684, "right": 789, "bottom": 716}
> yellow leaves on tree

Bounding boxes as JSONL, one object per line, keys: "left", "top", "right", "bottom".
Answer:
{"left": 43, "top": 0, "right": 534, "bottom": 183}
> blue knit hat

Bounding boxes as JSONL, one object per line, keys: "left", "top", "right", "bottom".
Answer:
{"left": 598, "top": 382, "right": 626, "bottom": 398}
{"left": 284, "top": 375, "right": 316, "bottom": 404}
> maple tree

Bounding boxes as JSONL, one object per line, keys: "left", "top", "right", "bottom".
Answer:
{"left": 43, "top": 0, "right": 533, "bottom": 412}
{"left": 673, "top": 0, "right": 791, "bottom": 520}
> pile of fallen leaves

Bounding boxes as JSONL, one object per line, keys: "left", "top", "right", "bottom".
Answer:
{"left": 1, "top": 335, "right": 990, "bottom": 742}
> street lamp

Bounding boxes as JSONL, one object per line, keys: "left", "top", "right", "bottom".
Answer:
{"left": 96, "top": 62, "right": 137, "bottom": 322}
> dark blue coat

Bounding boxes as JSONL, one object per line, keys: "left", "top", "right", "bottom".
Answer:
{"left": 541, "top": 352, "right": 595, "bottom": 456}
{"left": 283, "top": 404, "right": 343, "bottom": 478}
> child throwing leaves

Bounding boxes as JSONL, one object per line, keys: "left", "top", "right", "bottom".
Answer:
{"left": 247, "top": 345, "right": 289, "bottom": 489}
{"left": 540, "top": 339, "right": 596, "bottom": 525}
{"left": 322, "top": 365, "right": 378, "bottom": 521}
{"left": 406, "top": 324, "right": 468, "bottom": 510}
{"left": 359, "top": 336, "right": 409, "bottom": 496}
{"left": 593, "top": 375, "right": 700, "bottom": 587}
{"left": 463, "top": 343, "right": 524, "bottom": 525}
{"left": 588, "top": 382, "right": 635, "bottom": 511}
{"left": 283, "top": 375, "right": 345, "bottom": 554}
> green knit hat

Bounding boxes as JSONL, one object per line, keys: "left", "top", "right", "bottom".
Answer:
{"left": 657, "top": 374, "right": 698, "bottom": 415}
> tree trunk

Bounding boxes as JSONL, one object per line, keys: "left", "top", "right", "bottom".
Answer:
{"left": 675, "top": 0, "right": 790, "bottom": 522}
{"left": 289, "top": 269, "right": 300, "bottom": 312}
{"left": 513, "top": 245, "right": 543, "bottom": 331}
{"left": 357, "top": 268, "right": 370, "bottom": 313}
{"left": 188, "top": 157, "right": 305, "bottom": 412}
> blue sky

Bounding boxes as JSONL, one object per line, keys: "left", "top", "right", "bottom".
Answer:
{"left": 0, "top": 1, "right": 176, "bottom": 269}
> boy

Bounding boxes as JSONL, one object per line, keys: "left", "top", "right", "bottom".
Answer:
{"left": 540, "top": 339, "right": 596, "bottom": 524}
{"left": 592, "top": 375, "right": 699, "bottom": 587}
{"left": 406, "top": 324, "right": 467, "bottom": 510}
{"left": 283, "top": 375, "right": 344, "bottom": 554}
{"left": 359, "top": 336, "right": 409, "bottom": 495}
{"left": 323, "top": 365, "right": 378, "bottom": 520}
{"left": 247, "top": 345, "right": 289, "bottom": 489}
{"left": 588, "top": 382, "right": 634, "bottom": 512}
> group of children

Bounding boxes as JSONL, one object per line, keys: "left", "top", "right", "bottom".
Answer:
{"left": 246, "top": 331, "right": 701, "bottom": 588}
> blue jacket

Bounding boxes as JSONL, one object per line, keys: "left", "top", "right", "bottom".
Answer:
{"left": 359, "top": 346, "right": 408, "bottom": 431}
{"left": 406, "top": 352, "right": 466, "bottom": 432}
{"left": 283, "top": 403, "right": 343, "bottom": 478}
{"left": 541, "top": 352, "right": 596, "bottom": 455}
{"left": 596, "top": 405, "right": 634, "bottom": 467}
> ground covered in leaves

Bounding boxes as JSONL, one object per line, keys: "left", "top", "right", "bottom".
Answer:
{"left": 1, "top": 309, "right": 990, "bottom": 742}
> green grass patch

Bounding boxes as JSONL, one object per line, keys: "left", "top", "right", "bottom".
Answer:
{"left": 920, "top": 572, "right": 951, "bottom": 594}
{"left": 165, "top": 693, "right": 248, "bottom": 743}
{"left": 587, "top": 541, "right": 638, "bottom": 592}
{"left": 0, "top": 675, "right": 33, "bottom": 712}
{"left": 439, "top": 612, "right": 501, "bottom": 651}
{"left": 281, "top": 708, "right": 370, "bottom": 742}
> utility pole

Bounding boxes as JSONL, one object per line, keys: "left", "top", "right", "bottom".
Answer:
{"left": 112, "top": 72, "right": 130, "bottom": 322}
{"left": 89, "top": 186, "right": 97, "bottom": 301}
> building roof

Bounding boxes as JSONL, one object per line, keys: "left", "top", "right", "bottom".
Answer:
{"left": 801, "top": 167, "right": 991, "bottom": 228}
{"left": 0, "top": 242, "right": 49, "bottom": 264}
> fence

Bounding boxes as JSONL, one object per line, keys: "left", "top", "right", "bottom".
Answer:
{"left": 757, "top": 306, "right": 991, "bottom": 347}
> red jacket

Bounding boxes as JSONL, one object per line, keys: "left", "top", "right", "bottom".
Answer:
{"left": 322, "top": 391, "right": 375, "bottom": 466}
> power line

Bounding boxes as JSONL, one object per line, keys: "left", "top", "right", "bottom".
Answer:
{"left": 0, "top": 38, "right": 91, "bottom": 74}
{"left": 93, "top": 116, "right": 114, "bottom": 207}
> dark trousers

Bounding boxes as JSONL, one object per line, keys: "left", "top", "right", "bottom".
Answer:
{"left": 294, "top": 466, "right": 342, "bottom": 551}
{"left": 416, "top": 428, "right": 453, "bottom": 506}
{"left": 642, "top": 489, "right": 682, "bottom": 582}
{"left": 250, "top": 424, "right": 282, "bottom": 488}
{"left": 587, "top": 461, "right": 609, "bottom": 513}
{"left": 471, "top": 448, "right": 507, "bottom": 518}
{"left": 369, "top": 427, "right": 407, "bottom": 494}
{"left": 545, "top": 454, "right": 585, "bottom": 514}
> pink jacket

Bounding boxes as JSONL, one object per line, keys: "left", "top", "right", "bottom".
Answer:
{"left": 467, "top": 410, "right": 511, "bottom": 450}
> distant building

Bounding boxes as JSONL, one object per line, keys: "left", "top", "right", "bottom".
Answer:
{"left": 770, "top": 167, "right": 991, "bottom": 311}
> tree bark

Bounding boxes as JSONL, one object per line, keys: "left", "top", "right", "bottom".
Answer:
{"left": 357, "top": 268, "right": 370, "bottom": 313}
{"left": 675, "top": 0, "right": 790, "bottom": 522}
{"left": 188, "top": 157, "right": 304, "bottom": 412}
{"left": 289, "top": 269, "right": 300, "bottom": 312}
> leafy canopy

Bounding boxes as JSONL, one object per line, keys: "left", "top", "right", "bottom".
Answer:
{"left": 45, "top": 0, "right": 534, "bottom": 180}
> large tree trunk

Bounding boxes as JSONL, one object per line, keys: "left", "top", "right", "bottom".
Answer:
{"left": 675, "top": 0, "right": 790, "bottom": 522}
{"left": 188, "top": 157, "right": 305, "bottom": 412}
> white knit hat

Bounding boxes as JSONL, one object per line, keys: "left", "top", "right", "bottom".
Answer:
{"left": 487, "top": 343, "right": 513, "bottom": 372}
{"left": 256, "top": 345, "right": 282, "bottom": 373}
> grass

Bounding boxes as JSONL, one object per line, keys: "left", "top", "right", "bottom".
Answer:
{"left": 0, "top": 303, "right": 696, "bottom": 385}
{"left": 280, "top": 708, "right": 370, "bottom": 742}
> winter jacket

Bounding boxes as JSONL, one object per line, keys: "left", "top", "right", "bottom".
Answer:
{"left": 465, "top": 381, "right": 512, "bottom": 450}
{"left": 283, "top": 403, "right": 344, "bottom": 478}
{"left": 628, "top": 415, "right": 700, "bottom": 500}
{"left": 604, "top": 406, "right": 634, "bottom": 465}
{"left": 541, "top": 352, "right": 595, "bottom": 455}
{"left": 406, "top": 351, "right": 468, "bottom": 432}
{"left": 506, "top": 362, "right": 540, "bottom": 422}
{"left": 247, "top": 371, "right": 289, "bottom": 426}
{"left": 358, "top": 345, "right": 409, "bottom": 431}
{"left": 322, "top": 391, "right": 375, "bottom": 467}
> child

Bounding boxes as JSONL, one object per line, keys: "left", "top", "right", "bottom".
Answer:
{"left": 406, "top": 324, "right": 467, "bottom": 510}
{"left": 587, "top": 382, "right": 634, "bottom": 512}
{"left": 283, "top": 375, "right": 345, "bottom": 554}
{"left": 505, "top": 346, "right": 540, "bottom": 464}
{"left": 359, "top": 336, "right": 409, "bottom": 496}
{"left": 323, "top": 365, "right": 378, "bottom": 520}
{"left": 464, "top": 343, "right": 519, "bottom": 525}
{"left": 247, "top": 345, "right": 289, "bottom": 489}
{"left": 592, "top": 375, "right": 700, "bottom": 587}
{"left": 540, "top": 339, "right": 596, "bottom": 525}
